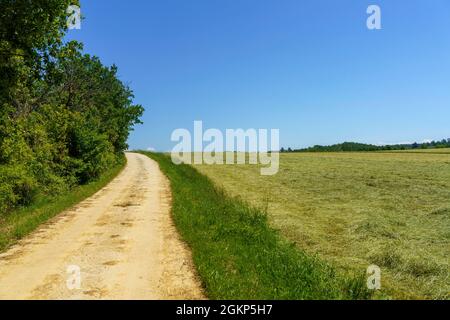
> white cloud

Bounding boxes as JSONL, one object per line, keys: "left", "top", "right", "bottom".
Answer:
{"left": 147, "top": 147, "right": 156, "bottom": 151}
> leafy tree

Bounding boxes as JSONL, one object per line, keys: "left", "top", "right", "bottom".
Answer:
{"left": 0, "top": 2, "right": 143, "bottom": 214}
{"left": 0, "top": 0, "right": 76, "bottom": 107}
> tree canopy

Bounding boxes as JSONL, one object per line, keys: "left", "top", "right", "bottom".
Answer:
{"left": 0, "top": 1, "right": 144, "bottom": 213}
{"left": 282, "top": 140, "right": 450, "bottom": 153}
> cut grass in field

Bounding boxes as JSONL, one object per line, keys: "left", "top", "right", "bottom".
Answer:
{"left": 0, "top": 160, "right": 126, "bottom": 252}
{"left": 194, "top": 151, "right": 450, "bottom": 300}
{"left": 143, "top": 152, "right": 370, "bottom": 300}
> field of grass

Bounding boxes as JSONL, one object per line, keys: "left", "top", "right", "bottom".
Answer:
{"left": 0, "top": 160, "right": 126, "bottom": 252}
{"left": 194, "top": 151, "right": 450, "bottom": 299}
{"left": 143, "top": 152, "right": 370, "bottom": 300}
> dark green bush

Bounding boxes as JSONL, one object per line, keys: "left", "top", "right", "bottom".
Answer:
{"left": 0, "top": 165, "right": 38, "bottom": 212}
{"left": 0, "top": 1, "right": 143, "bottom": 215}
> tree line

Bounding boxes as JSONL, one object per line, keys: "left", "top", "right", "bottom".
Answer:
{"left": 0, "top": 1, "right": 144, "bottom": 213}
{"left": 281, "top": 139, "right": 450, "bottom": 153}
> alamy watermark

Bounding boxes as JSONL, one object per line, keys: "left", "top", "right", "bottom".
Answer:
{"left": 367, "top": 5, "right": 382, "bottom": 30}
{"left": 67, "top": 5, "right": 81, "bottom": 30}
{"left": 66, "top": 264, "right": 81, "bottom": 290}
{"left": 171, "top": 121, "right": 280, "bottom": 176}
{"left": 66, "top": 4, "right": 380, "bottom": 31}
{"left": 367, "top": 265, "right": 381, "bottom": 290}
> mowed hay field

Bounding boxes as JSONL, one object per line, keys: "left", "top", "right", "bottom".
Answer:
{"left": 194, "top": 150, "right": 450, "bottom": 299}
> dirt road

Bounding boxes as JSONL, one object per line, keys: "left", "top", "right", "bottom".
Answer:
{"left": 0, "top": 153, "right": 204, "bottom": 300}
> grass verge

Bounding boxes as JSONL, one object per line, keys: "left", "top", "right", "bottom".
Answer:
{"left": 0, "top": 158, "right": 126, "bottom": 252}
{"left": 142, "top": 152, "right": 370, "bottom": 300}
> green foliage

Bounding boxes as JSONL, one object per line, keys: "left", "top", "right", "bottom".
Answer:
{"left": 0, "top": 0, "right": 75, "bottom": 105}
{"left": 68, "top": 118, "right": 116, "bottom": 183}
{"left": 0, "top": 161, "right": 125, "bottom": 251}
{"left": 284, "top": 140, "right": 450, "bottom": 153}
{"left": 0, "top": 165, "right": 38, "bottom": 212}
{"left": 0, "top": 2, "right": 143, "bottom": 214}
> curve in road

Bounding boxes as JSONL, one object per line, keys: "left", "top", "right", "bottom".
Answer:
{"left": 0, "top": 153, "right": 204, "bottom": 300}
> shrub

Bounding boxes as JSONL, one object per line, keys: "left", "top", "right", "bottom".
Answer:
{"left": 0, "top": 1, "right": 143, "bottom": 213}
{"left": 0, "top": 165, "right": 38, "bottom": 214}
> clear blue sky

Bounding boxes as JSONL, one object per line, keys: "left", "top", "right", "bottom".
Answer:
{"left": 66, "top": 0, "right": 450, "bottom": 151}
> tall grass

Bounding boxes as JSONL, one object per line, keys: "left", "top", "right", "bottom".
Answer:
{"left": 142, "top": 152, "right": 370, "bottom": 300}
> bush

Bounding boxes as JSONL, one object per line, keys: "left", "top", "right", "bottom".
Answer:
{"left": 68, "top": 119, "right": 117, "bottom": 183}
{"left": 0, "top": 165, "right": 38, "bottom": 213}
{"left": 0, "top": 2, "right": 143, "bottom": 214}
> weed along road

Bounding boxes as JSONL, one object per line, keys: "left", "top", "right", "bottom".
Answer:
{"left": 0, "top": 153, "right": 204, "bottom": 300}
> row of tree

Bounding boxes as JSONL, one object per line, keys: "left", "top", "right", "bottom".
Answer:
{"left": 281, "top": 139, "right": 450, "bottom": 153}
{"left": 0, "top": 1, "right": 143, "bottom": 213}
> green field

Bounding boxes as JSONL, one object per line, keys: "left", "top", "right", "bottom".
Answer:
{"left": 194, "top": 151, "right": 450, "bottom": 299}
{"left": 143, "top": 152, "right": 370, "bottom": 300}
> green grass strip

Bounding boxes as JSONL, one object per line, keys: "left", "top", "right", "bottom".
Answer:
{"left": 142, "top": 152, "right": 371, "bottom": 300}
{"left": 0, "top": 160, "right": 126, "bottom": 252}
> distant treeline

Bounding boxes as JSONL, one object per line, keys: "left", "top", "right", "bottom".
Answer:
{"left": 281, "top": 139, "right": 450, "bottom": 153}
{"left": 0, "top": 1, "right": 143, "bottom": 213}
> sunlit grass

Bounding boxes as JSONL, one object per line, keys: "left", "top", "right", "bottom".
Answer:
{"left": 143, "top": 152, "right": 370, "bottom": 300}
{"left": 194, "top": 151, "right": 450, "bottom": 299}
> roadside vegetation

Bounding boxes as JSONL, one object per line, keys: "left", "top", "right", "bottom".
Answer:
{"left": 0, "top": 159, "right": 125, "bottom": 252}
{"left": 0, "top": 2, "right": 143, "bottom": 217}
{"left": 143, "top": 152, "right": 370, "bottom": 300}
{"left": 195, "top": 152, "right": 450, "bottom": 299}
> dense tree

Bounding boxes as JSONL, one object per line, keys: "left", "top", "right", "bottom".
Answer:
{"left": 0, "top": 0, "right": 76, "bottom": 106}
{"left": 289, "top": 140, "right": 450, "bottom": 153}
{"left": 0, "top": 2, "right": 143, "bottom": 213}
